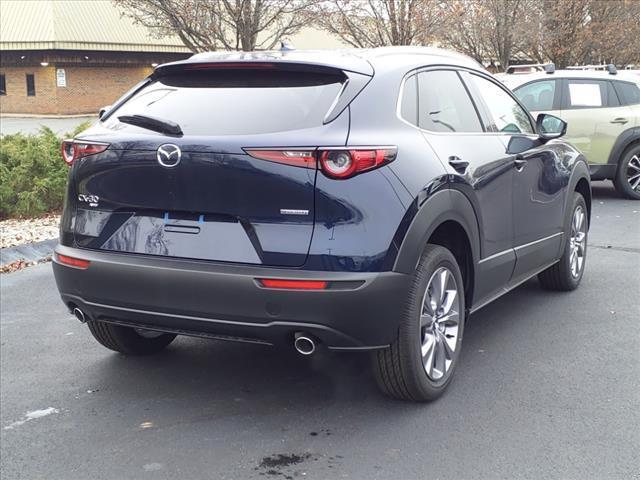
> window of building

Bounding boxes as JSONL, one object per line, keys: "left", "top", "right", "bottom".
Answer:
{"left": 26, "top": 74, "right": 36, "bottom": 96}
{"left": 0, "top": 74, "right": 6, "bottom": 95}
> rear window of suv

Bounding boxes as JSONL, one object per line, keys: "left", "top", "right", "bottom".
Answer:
{"left": 104, "top": 69, "right": 345, "bottom": 136}
{"left": 613, "top": 81, "right": 640, "bottom": 105}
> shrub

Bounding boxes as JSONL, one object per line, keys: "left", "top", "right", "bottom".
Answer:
{"left": 0, "top": 122, "right": 90, "bottom": 218}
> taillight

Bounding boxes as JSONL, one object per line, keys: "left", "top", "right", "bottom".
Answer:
{"left": 244, "top": 146, "right": 397, "bottom": 179}
{"left": 319, "top": 148, "right": 397, "bottom": 179}
{"left": 61, "top": 140, "right": 109, "bottom": 166}
{"left": 257, "top": 279, "right": 328, "bottom": 290}
{"left": 244, "top": 149, "right": 316, "bottom": 168}
{"left": 56, "top": 253, "right": 90, "bottom": 269}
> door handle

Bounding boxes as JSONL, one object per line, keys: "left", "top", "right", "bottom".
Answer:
{"left": 514, "top": 155, "right": 527, "bottom": 170}
{"left": 448, "top": 156, "right": 469, "bottom": 173}
{"left": 611, "top": 118, "right": 628, "bottom": 125}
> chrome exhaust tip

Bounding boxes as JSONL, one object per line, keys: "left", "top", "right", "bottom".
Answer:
{"left": 72, "top": 307, "right": 86, "bottom": 323}
{"left": 294, "top": 332, "right": 316, "bottom": 356}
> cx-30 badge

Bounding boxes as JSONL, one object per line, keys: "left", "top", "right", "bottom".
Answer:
{"left": 157, "top": 144, "right": 182, "bottom": 168}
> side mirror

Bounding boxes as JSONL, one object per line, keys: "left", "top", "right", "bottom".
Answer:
{"left": 98, "top": 105, "right": 112, "bottom": 120}
{"left": 506, "top": 135, "right": 541, "bottom": 155}
{"left": 537, "top": 113, "right": 567, "bottom": 142}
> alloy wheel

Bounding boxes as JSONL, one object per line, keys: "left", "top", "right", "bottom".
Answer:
{"left": 569, "top": 205, "right": 587, "bottom": 278}
{"left": 419, "top": 267, "right": 462, "bottom": 381}
{"left": 626, "top": 154, "right": 640, "bottom": 193}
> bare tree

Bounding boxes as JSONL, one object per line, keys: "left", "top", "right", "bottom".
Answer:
{"left": 522, "top": 0, "right": 640, "bottom": 69}
{"left": 314, "top": 0, "right": 443, "bottom": 48}
{"left": 439, "top": 0, "right": 488, "bottom": 64}
{"left": 114, "top": 0, "right": 319, "bottom": 52}
{"left": 441, "top": 0, "right": 533, "bottom": 71}
{"left": 580, "top": 0, "right": 640, "bottom": 67}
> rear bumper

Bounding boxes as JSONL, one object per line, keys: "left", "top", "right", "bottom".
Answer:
{"left": 52, "top": 245, "right": 410, "bottom": 350}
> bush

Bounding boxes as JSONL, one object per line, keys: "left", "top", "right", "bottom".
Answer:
{"left": 0, "top": 122, "right": 90, "bottom": 218}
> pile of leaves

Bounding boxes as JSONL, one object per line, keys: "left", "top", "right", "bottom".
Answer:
{"left": 0, "top": 257, "right": 51, "bottom": 274}
{"left": 0, "top": 123, "right": 89, "bottom": 219}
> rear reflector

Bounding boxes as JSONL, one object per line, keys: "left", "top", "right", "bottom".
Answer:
{"left": 258, "top": 279, "right": 328, "bottom": 290}
{"left": 56, "top": 253, "right": 90, "bottom": 269}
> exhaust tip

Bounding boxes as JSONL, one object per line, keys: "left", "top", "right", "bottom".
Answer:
{"left": 72, "top": 307, "right": 86, "bottom": 323}
{"left": 294, "top": 333, "right": 316, "bottom": 355}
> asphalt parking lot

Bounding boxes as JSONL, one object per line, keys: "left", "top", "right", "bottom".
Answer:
{"left": 1, "top": 182, "right": 638, "bottom": 480}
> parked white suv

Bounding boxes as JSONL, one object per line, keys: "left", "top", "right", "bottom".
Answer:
{"left": 499, "top": 64, "right": 640, "bottom": 199}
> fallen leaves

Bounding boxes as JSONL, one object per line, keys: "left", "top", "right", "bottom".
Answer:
{"left": 0, "top": 257, "right": 51, "bottom": 274}
{"left": 0, "top": 214, "right": 60, "bottom": 249}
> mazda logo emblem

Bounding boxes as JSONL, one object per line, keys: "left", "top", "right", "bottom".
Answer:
{"left": 157, "top": 144, "right": 181, "bottom": 168}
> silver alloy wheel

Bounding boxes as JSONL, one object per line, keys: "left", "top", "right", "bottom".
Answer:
{"left": 627, "top": 154, "right": 640, "bottom": 192}
{"left": 419, "top": 267, "right": 461, "bottom": 381}
{"left": 134, "top": 328, "right": 166, "bottom": 339}
{"left": 569, "top": 205, "right": 587, "bottom": 278}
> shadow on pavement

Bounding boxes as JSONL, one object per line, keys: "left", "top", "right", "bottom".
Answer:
{"left": 83, "top": 278, "right": 551, "bottom": 414}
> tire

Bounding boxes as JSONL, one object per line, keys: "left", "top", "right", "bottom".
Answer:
{"left": 372, "top": 244, "right": 465, "bottom": 402}
{"left": 86, "top": 320, "right": 176, "bottom": 355}
{"left": 613, "top": 143, "right": 640, "bottom": 200}
{"left": 538, "top": 192, "right": 588, "bottom": 291}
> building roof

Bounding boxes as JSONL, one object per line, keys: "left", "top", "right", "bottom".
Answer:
{"left": 0, "top": 0, "right": 191, "bottom": 53}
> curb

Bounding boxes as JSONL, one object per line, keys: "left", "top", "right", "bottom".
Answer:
{"left": 0, "top": 114, "right": 97, "bottom": 119}
{"left": 0, "top": 239, "right": 57, "bottom": 267}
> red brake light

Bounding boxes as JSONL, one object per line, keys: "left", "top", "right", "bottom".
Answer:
{"left": 319, "top": 148, "right": 397, "bottom": 179}
{"left": 184, "top": 63, "right": 276, "bottom": 70}
{"left": 244, "top": 149, "right": 316, "bottom": 168}
{"left": 56, "top": 253, "right": 90, "bottom": 269}
{"left": 258, "top": 279, "right": 328, "bottom": 290}
{"left": 61, "top": 140, "right": 109, "bottom": 166}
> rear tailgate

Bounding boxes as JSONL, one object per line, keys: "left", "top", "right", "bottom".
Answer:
{"left": 71, "top": 62, "right": 371, "bottom": 267}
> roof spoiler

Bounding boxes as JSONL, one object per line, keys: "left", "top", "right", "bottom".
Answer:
{"left": 506, "top": 63, "right": 555, "bottom": 74}
{"left": 566, "top": 64, "right": 618, "bottom": 75}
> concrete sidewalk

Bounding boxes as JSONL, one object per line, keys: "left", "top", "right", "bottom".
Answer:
{"left": 0, "top": 116, "right": 96, "bottom": 136}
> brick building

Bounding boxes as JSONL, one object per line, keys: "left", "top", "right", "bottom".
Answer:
{"left": 0, "top": 0, "right": 191, "bottom": 115}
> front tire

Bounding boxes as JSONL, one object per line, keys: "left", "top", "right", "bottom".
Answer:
{"left": 613, "top": 144, "right": 640, "bottom": 200}
{"left": 538, "top": 192, "right": 588, "bottom": 291}
{"left": 373, "top": 244, "right": 465, "bottom": 402}
{"left": 87, "top": 320, "right": 176, "bottom": 355}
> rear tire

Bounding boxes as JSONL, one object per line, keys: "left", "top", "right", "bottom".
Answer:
{"left": 538, "top": 192, "right": 588, "bottom": 291}
{"left": 372, "top": 244, "right": 465, "bottom": 402}
{"left": 613, "top": 144, "right": 640, "bottom": 200}
{"left": 87, "top": 320, "right": 176, "bottom": 355}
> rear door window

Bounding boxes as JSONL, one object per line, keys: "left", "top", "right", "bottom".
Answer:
{"left": 565, "top": 79, "right": 618, "bottom": 109}
{"left": 415, "top": 70, "right": 483, "bottom": 133}
{"left": 514, "top": 80, "right": 558, "bottom": 111}
{"left": 105, "top": 69, "right": 345, "bottom": 135}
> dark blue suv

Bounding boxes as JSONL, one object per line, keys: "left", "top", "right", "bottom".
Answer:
{"left": 53, "top": 47, "right": 591, "bottom": 401}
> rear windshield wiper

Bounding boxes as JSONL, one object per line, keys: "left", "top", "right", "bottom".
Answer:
{"left": 117, "top": 114, "right": 183, "bottom": 136}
